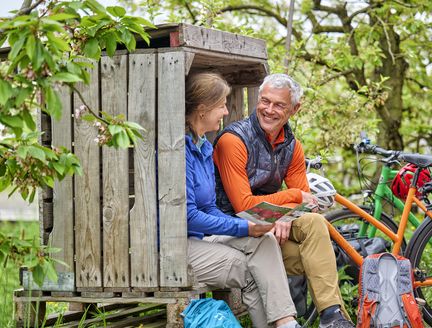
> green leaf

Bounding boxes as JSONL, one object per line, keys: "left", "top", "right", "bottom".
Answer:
{"left": 52, "top": 162, "right": 65, "bottom": 175}
{"left": 114, "top": 129, "right": 130, "bottom": 148}
{"left": 48, "top": 13, "right": 78, "bottom": 21}
{"left": 26, "top": 34, "right": 36, "bottom": 61}
{"left": 124, "top": 121, "right": 146, "bottom": 131}
{"left": 108, "top": 124, "right": 123, "bottom": 135}
{"left": 33, "top": 41, "right": 45, "bottom": 70}
{"left": 0, "top": 79, "right": 13, "bottom": 106}
{"left": 83, "top": 38, "right": 100, "bottom": 59}
{"left": 22, "top": 109, "right": 36, "bottom": 130}
{"left": 27, "top": 146, "right": 46, "bottom": 162}
{"left": 29, "top": 189, "right": 36, "bottom": 203}
{"left": 16, "top": 146, "right": 29, "bottom": 159}
{"left": 84, "top": 0, "right": 107, "bottom": 15}
{"left": 47, "top": 32, "right": 70, "bottom": 52}
{"left": 42, "top": 175, "right": 54, "bottom": 188}
{"left": 15, "top": 87, "right": 33, "bottom": 106}
{"left": 0, "top": 176, "right": 11, "bottom": 192}
{"left": 105, "top": 35, "right": 117, "bottom": 57}
{"left": 51, "top": 72, "right": 83, "bottom": 83}
{"left": 81, "top": 114, "right": 96, "bottom": 122}
{"left": 32, "top": 264, "right": 45, "bottom": 287}
{"left": 0, "top": 165, "right": 6, "bottom": 177}
{"left": 43, "top": 260, "right": 58, "bottom": 283}
{"left": 44, "top": 87, "right": 62, "bottom": 120}
{"left": 8, "top": 33, "right": 27, "bottom": 59}
{"left": 126, "top": 16, "right": 156, "bottom": 28}
{"left": 107, "top": 6, "right": 126, "bottom": 17}
{"left": 1, "top": 115, "right": 23, "bottom": 129}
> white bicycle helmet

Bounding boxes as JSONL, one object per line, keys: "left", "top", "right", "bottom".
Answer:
{"left": 307, "top": 172, "right": 336, "bottom": 211}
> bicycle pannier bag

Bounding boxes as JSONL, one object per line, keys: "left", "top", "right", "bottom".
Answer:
{"left": 357, "top": 253, "right": 424, "bottom": 328}
{"left": 181, "top": 298, "right": 241, "bottom": 328}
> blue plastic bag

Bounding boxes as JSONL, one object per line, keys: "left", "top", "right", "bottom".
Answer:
{"left": 181, "top": 298, "right": 242, "bottom": 328}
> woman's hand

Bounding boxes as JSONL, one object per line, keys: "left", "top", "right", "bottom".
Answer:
{"left": 248, "top": 222, "right": 275, "bottom": 237}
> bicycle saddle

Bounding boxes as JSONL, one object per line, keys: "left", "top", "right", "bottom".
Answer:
{"left": 399, "top": 153, "right": 432, "bottom": 168}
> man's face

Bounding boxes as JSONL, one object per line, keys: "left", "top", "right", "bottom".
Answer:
{"left": 256, "top": 84, "right": 300, "bottom": 138}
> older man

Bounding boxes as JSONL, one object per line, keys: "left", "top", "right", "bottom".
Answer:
{"left": 213, "top": 74, "right": 353, "bottom": 328}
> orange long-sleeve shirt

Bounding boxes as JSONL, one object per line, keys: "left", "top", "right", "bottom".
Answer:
{"left": 213, "top": 131, "right": 310, "bottom": 213}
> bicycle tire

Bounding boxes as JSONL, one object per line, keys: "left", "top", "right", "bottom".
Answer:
{"left": 325, "top": 205, "right": 406, "bottom": 255}
{"left": 404, "top": 217, "right": 432, "bottom": 326}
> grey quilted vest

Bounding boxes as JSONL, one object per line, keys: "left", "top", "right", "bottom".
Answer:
{"left": 214, "top": 111, "right": 296, "bottom": 215}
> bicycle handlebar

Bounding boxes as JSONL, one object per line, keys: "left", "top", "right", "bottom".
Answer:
{"left": 305, "top": 157, "right": 323, "bottom": 170}
{"left": 355, "top": 135, "right": 432, "bottom": 169}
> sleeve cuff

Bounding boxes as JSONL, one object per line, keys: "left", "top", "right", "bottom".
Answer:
{"left": 237, "top": 219, "right": 249, "bottom": 237}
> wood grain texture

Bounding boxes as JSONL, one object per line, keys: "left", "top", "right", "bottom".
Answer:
{"left": 101, "top": 55, "right": 130, "bottom": 288}
{"left": 224, "top": 87, "right": 244, "bottom": 127}
{"left": 179, "top": 23, "right": 267, "bottom": 59}
{"left": 157, "top": 51, "right": 190, "bottom": 287}
{"left": 73, "top": 61, "right": 102, "bottom": 288}
{"left": 247, "top": 86, "right": 259, "bottom": 115}
{"left": 128, "top": 53, "right": 158, "bottom": 288}
{"left": 50, "top": 86, "right": 74, "bottom": 273}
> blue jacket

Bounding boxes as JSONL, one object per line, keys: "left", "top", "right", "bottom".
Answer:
{"left": 185, "top": 135, "right": 249, "bottom": 239}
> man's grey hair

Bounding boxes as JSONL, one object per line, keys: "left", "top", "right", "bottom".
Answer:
{"left": 258, "top": 74, "right": 303, "bottom": 105}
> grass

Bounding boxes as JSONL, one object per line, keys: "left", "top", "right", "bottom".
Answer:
{"left": 0, "top": 220, "right": 40, "bottom": 328}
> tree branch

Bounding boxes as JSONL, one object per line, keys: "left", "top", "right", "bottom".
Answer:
{"left": 184, "top": 1, "right": 197, "bottom": 25}
{"left": 219, "top": 5, "right": 302, "bottom": 40}
{"left": 318, "top": 69, "right": 355, "bottom": 86}
{"left": 375, "top": 15, "right": 396, "bottom": 64}
{"left": 70, "top": 85, "right": 110, "bottom": 125}
{"left": 16, "top": 0, "right": 44, "bottom": 17}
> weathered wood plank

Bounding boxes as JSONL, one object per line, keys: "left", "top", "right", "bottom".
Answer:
{"left": 101, "top": 55, "right": 129, "bottom": 288}
{"left": 50, "top": 87, "right": 74, "bottom": 273}
{"left": 224, "top": 87, "right": 244, "bottom": 127}
{"left": 247, "top": 86, "right": 259, "bottom": 115}
{"left": 73, "top": 61, "right": 102, "bottom": 288}
{"left": 128, "top": 53, "right": 158, "bottom": 288}
{"left": 158, "top": 51, "right": 190, "bottom": 287}
{"left": 179, "top": 23, "right": 267, "bottom": 59}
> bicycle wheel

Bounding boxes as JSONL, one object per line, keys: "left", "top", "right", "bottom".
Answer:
{"left": 404, "top": 217, "right": 432, "bottom": 326}
{"left": 325, "top": 206, "right": 406, "bottom": 282}
{"left": 325, "top": 205, "right": 405, "bottom": 249}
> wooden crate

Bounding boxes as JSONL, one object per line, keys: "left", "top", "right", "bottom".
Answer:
{"left": 34, "top": 23, "right": 267, "bottom": 295}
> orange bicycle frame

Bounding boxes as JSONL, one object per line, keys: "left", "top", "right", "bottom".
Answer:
{"left": 325, "top": 187, "right": 432, "bottom": 288}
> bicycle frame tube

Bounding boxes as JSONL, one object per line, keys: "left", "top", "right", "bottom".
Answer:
{"left": 363, "top": 166, "right": 421, "bottom": 237}
{"left": 335, "top": 193, "right": 399, "bottom": 242}
{"left": 392, "top": 187, "right": 416, "bottom": 255}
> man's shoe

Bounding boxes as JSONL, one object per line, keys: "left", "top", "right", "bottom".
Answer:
{"left": 319, "top": 308, "right": 354, "bottom": 328}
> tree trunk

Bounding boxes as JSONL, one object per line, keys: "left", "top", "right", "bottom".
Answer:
{"left": 373, "top": 19, "right": 408, "bottom": 150}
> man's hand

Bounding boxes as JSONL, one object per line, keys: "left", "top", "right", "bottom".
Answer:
{"left": 271, "top": 221, "right": 292, "bottom": 245}
{"left": 248, "top": 222, "right": 275, "bottom": 237}
{"left": 301, "top": 191, "right": 319, "bottom": 212}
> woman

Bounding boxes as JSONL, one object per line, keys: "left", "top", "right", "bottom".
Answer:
{"left": 185, "top": 72, "right": 300, "bottom": 328}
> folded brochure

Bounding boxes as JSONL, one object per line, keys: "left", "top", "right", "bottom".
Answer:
{"left": 236, "top": 201, "right": 316, "bottom": 225}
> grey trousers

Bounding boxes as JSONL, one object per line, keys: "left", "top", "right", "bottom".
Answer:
{"left": 188, "top": 233, "right": 296, "bottom": 327}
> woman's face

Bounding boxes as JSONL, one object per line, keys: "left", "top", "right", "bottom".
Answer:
{"left": 200, "top": 98, "right": 228, "bottom": 134}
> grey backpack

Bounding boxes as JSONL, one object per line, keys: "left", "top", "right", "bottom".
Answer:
{"left": 356, "top": 253, "right": 424, "bottom": 328}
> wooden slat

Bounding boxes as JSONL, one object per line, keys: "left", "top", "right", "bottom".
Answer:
{"left": 74, "top": 62, "right": 102, "bottom": 288}
{"left": 224, "top": 87, "right": 244, "bottom": 127}
{"left": 101, "top": 55, "right": 129, "bottom": 288}
{"left": 247, "top": 86, "right": 259, "bottom": 115}
{"left": 179, "top": 23, "right": 267, "bottom": 59}
{"left": 50, "top": 87, "right": 74, "bottom": 273}
{"left": 128, "top": 53, "right": 158, "bottom": 288}
{"left": 158, "top": 51, "right": 190, "bottom": 287}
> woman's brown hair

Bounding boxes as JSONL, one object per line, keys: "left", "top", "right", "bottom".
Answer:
{"left": 185, "top": 72, "right": 230, "bottom": 140}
